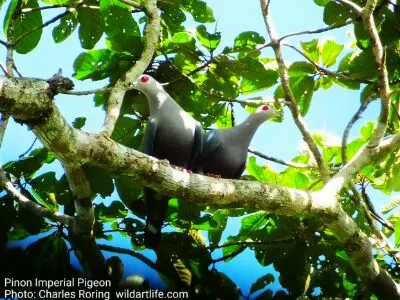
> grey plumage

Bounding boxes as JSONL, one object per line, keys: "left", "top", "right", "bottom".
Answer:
{"left": 194, "top": 105, "right": 275, "bottom": 179}
{"left": 131, "top": 74, "right": 202, "bottom": 248}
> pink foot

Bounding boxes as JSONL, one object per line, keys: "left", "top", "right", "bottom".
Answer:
{"left": 205, "top": 173, "right": 221, "bottom": 178}
{"left": 171, "top": 165, "right": 192, "bottom": 174}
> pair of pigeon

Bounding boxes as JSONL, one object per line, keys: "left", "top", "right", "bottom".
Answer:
{"left": 131, "top": 75, "right": 276, "bottom": 248}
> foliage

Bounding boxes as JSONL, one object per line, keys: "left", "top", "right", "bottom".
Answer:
{"left": 1, "top": 0, "right": 400, "bottom": 298}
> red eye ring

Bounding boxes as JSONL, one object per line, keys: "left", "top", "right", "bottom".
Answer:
{"left": 261, "top": 105, "right": 269, "bottom": 111}
{"left": 140, "top": 75, "right": 150, "bottom": 83}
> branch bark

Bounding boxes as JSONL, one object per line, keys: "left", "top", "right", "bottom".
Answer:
{"left": 1, "top": 75, "right": 399, "bottom": 296}
{"left": 101, "top": 0, "right": 160, "bottom": 135}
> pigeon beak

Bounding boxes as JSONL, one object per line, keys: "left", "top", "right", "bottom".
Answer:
{"left": 131, "top": 80, "right": 138, "bottom": 88}
{"left": 270, "top": 109, "right": 282, "bottom": 118}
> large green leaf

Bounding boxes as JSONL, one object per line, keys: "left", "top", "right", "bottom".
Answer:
{"left": 73, "top": 49, "right": 118, "bottom": 80}
{"left": 77, "top": 0, "right": 104, "bottom": 49}
{"left": 4, "top": 0, "right": 43, "bottom": 54}
{"left": 111, "top": 116, "right": 142, "bottom": 148}
{"left": 321, "top": 40, "right": 344, "bottom": 67}
{"left": 29, "top": 172, "right": 59, "bottom": 211}
{"left": 196, "top": 25, "right": 221, "bottom": 52}
{"left": 3, "top": 148, "right": 55, "bottom": 180}
{"left": 95, "top": 201, "right": 129, "bottom": 222}
{"left": 300, "top": 39, "right": 319, "bottom": 63}
{"left": 82, "top": 165, "right": 114, "bottom": 197}
{"left": 53, "top": 12, "right": 78, "bottom": 43}
{"left": 323, "top": 1, "right": 355, "bottom": 26}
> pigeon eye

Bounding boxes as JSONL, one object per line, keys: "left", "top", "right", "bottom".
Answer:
{"left": 140, "top": 75, "right": 150, "bottom": 83}
{"left": 261, "top": 105, "right": 269, "bottom": 111}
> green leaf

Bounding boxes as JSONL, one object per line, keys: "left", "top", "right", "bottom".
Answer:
{"left": 323, "top": 2, "right": 355, "bottom": 26}
{"left": 300, "top": 39, "right": 319, "bottom": 63}
{"left": 382, "top": 197, "right": 400, "bottom": 214}
{"left": 77, "top": 0, "right": 104, "bottom": 49}
{"left": 233, "top": 31, "right": 265, "bottom": 51}
{"left": 5, "top": 0, "right": 43, "bottom": 54}
{"left": 236, "top": 56, "right": 278, "bottom": 94}
{"left": 3, "top": 148, "right": 55, "bottom": 180}
{"left": 41, "top": 0, "right": 72, "bottom": 4}
{"left": 360, "top": 122, "right": 375, "bottom": 140}
{"left": 288, "top": 61, "right": 316, "bottom": 77}
{"left": 82, "top": 165, "right": 114, "bottom": 197}
{"left": 184, "top": 0, "right": 215, "bottom": 23}
{"left": 73, "top": 49, "right": 118, "bottom": 80}
{"left": 395, "top": 220, "right": 400, "bottom": 247}
{"left": 338, "top": 50, "right": 376, "bottom": 80}
{"left": 100, "top": 0, "right": 140, "bottom": 38}
{"left": 314, "top": 0, "right": 330, "bottom": 6}
{"left": 72, "top": 117, "right": 86, "bottom": 129}
{"left": 0, "top": 195, "right": 17, "bottom": 238}
{"left": 296, "top": 172, "right": 311, "bottom": 189}
{"left": 250, "top": 274, "right": 275, "bottom": 294}
{"left": 196, "top": 25, "right": 221, "bottom": 52}
{"left": 221, "top": 239, "right": 245, "bottom": 262}
{"left": 29, "top": 172, "right": 59, "bottom": 211}
{"left": 321, "top": 40, "right": 344, "bottom": 67}
{"left": 53, "top": 12, "right": 78, "bottom": 43}
{"left": 111, "top": 116, "right": 142, "bottom": 148}
{"left": 171, "top": 31, "right": 194, "bottom": 44}
{"left": 115, "top": 177, "right": 144, "bottom": 218}
{"left": 95, "top": 201, "right": 129, "bottom": 222}
{"left": 0, "top": 0, "right": 6, "bottom": 11}
{"left": 239, "top": 212, "right": 268, "bottom": 236}
{"left": 292, "top": 76, "right": 315, "bottom": 116}
{"left": 26, "top": 232, "right": 70, "bottom": 277}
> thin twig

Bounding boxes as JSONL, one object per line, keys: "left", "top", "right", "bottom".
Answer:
{"left": 284, "top": 43, "right": 374, "bottom": 84}
{"left": 0, "top": 114, "right": 10, "bottom": 147}
{"left": 19, "top": 138, "right": 38, "bottom": 158}
{"left": 61, "top": 86, "right": 112, "bottom": 96}
{"left": 279, "top": 20, "right": 353, "bottom": 42}
{"left": 14, "top": 9, "right": 72, "bottom": 46}
{"left": 0, "top": 62, "right": 8, "bottom": 76}
{"left": 342, "top": 98, "right": 373, "bottom": 164}
{"left": 248, "top": 148, "right": 313, "bottom": 169}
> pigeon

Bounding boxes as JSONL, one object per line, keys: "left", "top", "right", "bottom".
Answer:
{"left": 131, "top": 74, "right": 203, "bottom": 248}
{"left": 194, "top": 105, "right": 276, "bottom": 179}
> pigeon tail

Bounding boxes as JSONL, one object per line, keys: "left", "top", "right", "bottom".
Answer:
{"left": 144, "top": 221, "right": 162, "bottom": 249}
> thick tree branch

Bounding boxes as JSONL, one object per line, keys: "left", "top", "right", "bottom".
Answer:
{"left": 1, "top": 75, "right": 400, "bottom": 296}
{"left": 101, "top": 0, "right": 160, "bottom": 135}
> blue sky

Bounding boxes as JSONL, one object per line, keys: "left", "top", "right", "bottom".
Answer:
{"left": 1, "top": 0, "right": 398, "bottom": 297}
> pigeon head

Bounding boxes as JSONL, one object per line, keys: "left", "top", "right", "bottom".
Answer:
{"left": 253, "top": 105, "right": 276, "bottom": 120}
{"left": 131, "top": 74, "right": 164, "bottom": 94}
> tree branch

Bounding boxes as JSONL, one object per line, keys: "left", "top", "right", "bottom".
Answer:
{"left": 342, "top": 98, "right": 373, "bottom": 164}
{"left": 1, "top": 73, "right": 400, "bottom": 296}
{"left": 0, "top": 167, "right": 74, "bottom": 226}
{"left": 360, "top": 0, "right": 391, "bottom": 147}
{"left": 259, "top": 0, "right": 330, "bottom": 181}
{"left": 248, "top": 148, "right": 314, "bottom": 169}
{"left": 101, "top": 0, "right": 160, "bottom": 136}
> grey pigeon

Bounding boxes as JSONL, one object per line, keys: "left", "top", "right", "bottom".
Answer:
{"left": 194, "top": 105, "right": 275, "bottom": 179}
{"left": 131, "top": 74, "right": 203, "bottom": 248}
